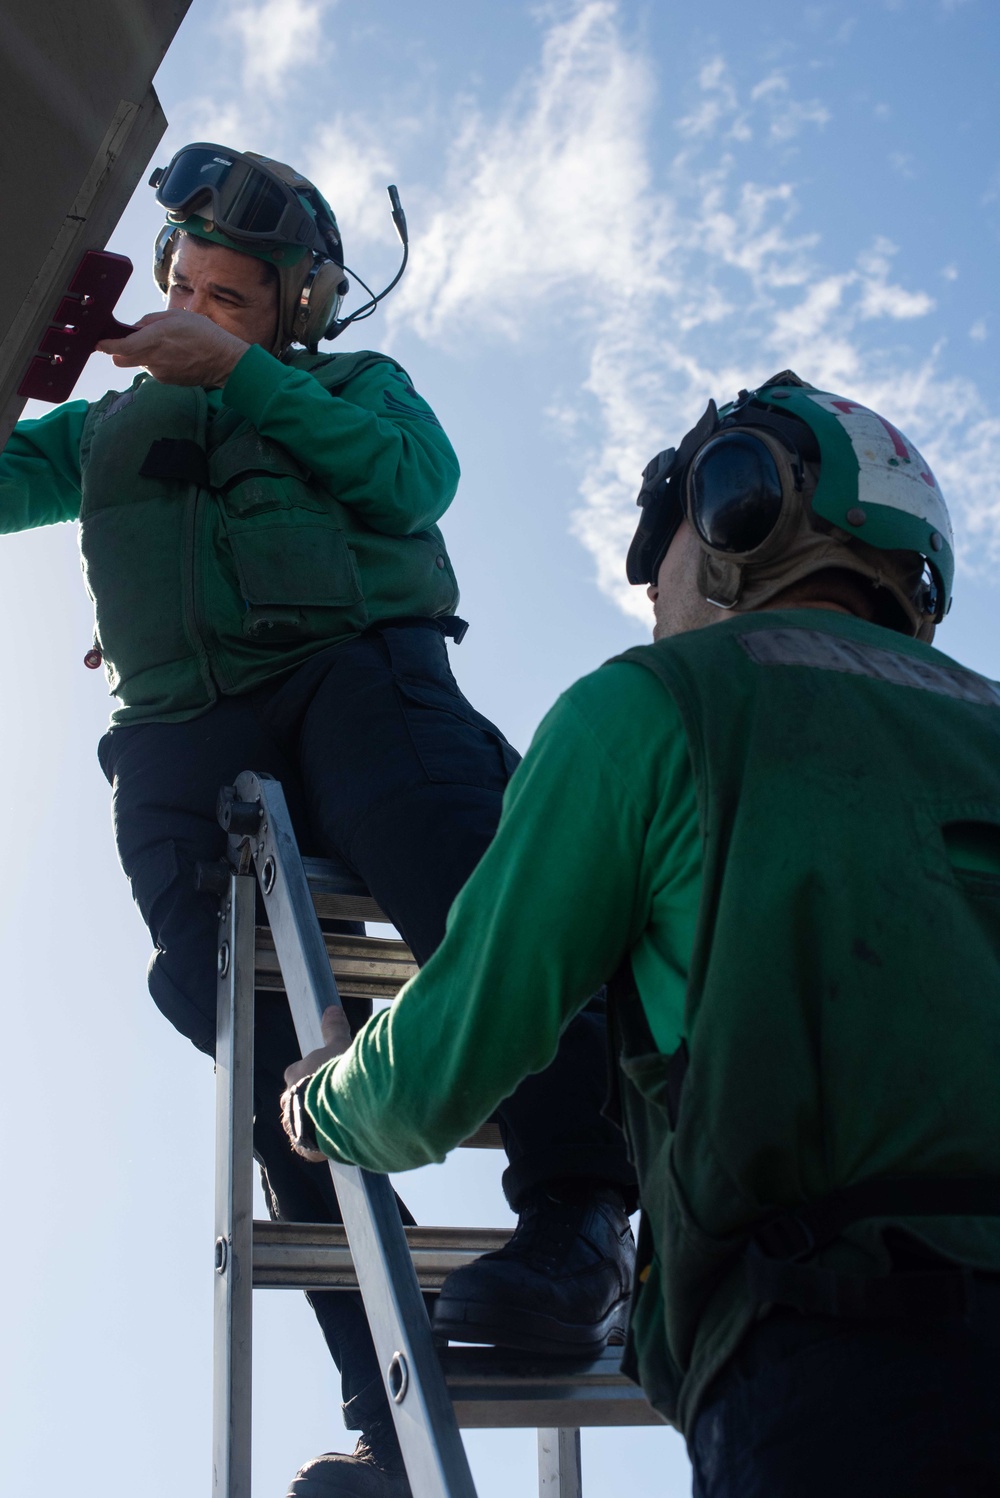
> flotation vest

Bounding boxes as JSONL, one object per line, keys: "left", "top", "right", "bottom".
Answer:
{"left": 78, "top": 350, "right": 459, "bottom": 722}
{"left": 609, "top": 611, "right": 1000, "bottom": 1431}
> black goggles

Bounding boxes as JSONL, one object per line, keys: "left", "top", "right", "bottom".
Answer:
{"left": 626, "top": 399, "right": 818, "bottom": 586}
{"left": 149, "top": 144, "right": 335, "bottom": 260}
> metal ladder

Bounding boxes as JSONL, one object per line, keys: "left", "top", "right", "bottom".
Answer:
{"left": 212, "top": 770, "right": 660, "bottom": 1498}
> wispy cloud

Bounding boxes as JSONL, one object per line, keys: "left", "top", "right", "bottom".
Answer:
{"left": 229, "top": 0, "right": 334, "bottom": 96}
{"left": 381, "top": 1, "right": 1000, "bottom": 617}
{"left": 391, "top": 0, "right": 660, "bottom": 345}
{"left": 174, "top": 0, "right": 338, "bottom": 143}
{"left": 168, "top": 0, "right": 999, "bottom": 621}
{"left": 303, "top": 119, "right": 396, "bottom": 249}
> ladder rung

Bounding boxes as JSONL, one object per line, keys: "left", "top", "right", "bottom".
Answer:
{"left": 441, "top": 1346, "right": 664, "bottom": 1430}
{"left": 251, "top": 1225, "right": 661, "bottom": 1427}
{"left": 254, "top": 928, "right": 418, "bottom": 1002}
{"left": 302, "top": 856, "right": 389, "bottom": 923}
{"left": 253, "top": 1221, "right": 511, "bottom": 1290}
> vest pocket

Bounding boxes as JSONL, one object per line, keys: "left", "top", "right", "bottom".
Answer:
{"left": 210, "top": 433, "right": 319, "bottom": 518}
{"left": 225, "top": 516, "right": 363, "bottom": 606}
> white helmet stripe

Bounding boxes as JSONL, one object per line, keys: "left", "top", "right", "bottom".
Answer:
{"left": 804, "top": 391, "right": 953, "bottom": 548}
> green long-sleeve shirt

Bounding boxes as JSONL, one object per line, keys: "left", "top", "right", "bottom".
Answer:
{"left": 305, "top": 658, "right": 702, "bottom": 1165}
{"left": 0, "top": 344, "right": 461, "bottom": 721}
{"left": 308, "top": 610, "right": 1000, "bottom": 1435}
{"left": 0, "top": 344, "right": 457, "bottom": 537}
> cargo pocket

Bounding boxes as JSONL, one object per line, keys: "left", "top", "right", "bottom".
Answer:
{"left": 224, "top": 515, "right": 369, "bottom": 641}
{"left": 393, "top": 676, "right": 519, "bottom": 789}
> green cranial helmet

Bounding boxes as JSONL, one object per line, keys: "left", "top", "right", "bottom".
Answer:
{"left": 150, "top": 143, "right": 349, "bottom": 355}
{"left": 627, "top": 370, "right": 954, "bottom": 639}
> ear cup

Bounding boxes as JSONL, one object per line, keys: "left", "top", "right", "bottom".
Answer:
{"left": 293, "top": 258, "right": 347, "bottom": 345}
{"left": 152, "top": 224, "right": 178, "bottom": 293}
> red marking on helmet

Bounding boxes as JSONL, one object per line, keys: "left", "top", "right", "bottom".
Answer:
{"left": 830, "top": 397, "right": 942, "bottom": 506}
{"left": 831, "top": 399, "right": 910, "bottom": 460}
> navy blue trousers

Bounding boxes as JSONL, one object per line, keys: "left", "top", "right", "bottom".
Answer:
{"left": 99, "top": 624, "right": 635, "bottom": 1430}
{"left": 690, "top": 1282, "right": 1000, "bottom": 1498}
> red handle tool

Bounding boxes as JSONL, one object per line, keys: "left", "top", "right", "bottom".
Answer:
{"left": 18, "top": 250, "right": 138, "bottom": 404}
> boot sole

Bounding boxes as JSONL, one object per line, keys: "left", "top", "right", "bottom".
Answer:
{"left": 432, "top": 1293, "right": 629, "bottom": 1357}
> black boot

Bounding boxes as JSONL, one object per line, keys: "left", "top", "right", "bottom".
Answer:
{"left": 432, "top": 1182, "right": 635, "bottom": 1356}
{"left": 285, "top": 1415, "right": 412, "bottom": 1497}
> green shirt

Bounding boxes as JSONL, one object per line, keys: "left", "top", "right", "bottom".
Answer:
{"left": 308, "top": 609, "right": 1000, "bottom": 1433}
{"left": 0, "top": 344, "right": 457, "bottom": 537}
{"left": 0, "top": 344, "right": 461, "bottom": 722}
{"left": 305, "top": 656, "right": 701, "bottom": 1165}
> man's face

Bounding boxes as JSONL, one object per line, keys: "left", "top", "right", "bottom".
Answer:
{"left": 166, "top": 235, "right": 279, "bottom": 350}
{"left": 647, "top": 518, "right": 721, "bottom": 640}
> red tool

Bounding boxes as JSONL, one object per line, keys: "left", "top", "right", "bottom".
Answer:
{"left": 18, "top": 250, "right": 138, "bottom": 403}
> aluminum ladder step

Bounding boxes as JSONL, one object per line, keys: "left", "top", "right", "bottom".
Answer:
{"left": 252, "top": 1221, "right": 658, "bottom": 1431}
{"left": 253, "top": 1220, "right": 512, "bottom": 1291}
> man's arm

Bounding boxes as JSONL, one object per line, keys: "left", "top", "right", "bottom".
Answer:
{"left": 221, "top": 344, "right": 460, "bottom": 536}
{"left": 0, "top": 401, "right": 88, "bottom": 532}
{"left": 300, "top": 661, "right": 696, "bottom": 1173}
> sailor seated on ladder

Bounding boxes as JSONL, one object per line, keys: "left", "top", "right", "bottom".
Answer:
{"left": 283, "top": 374, "right": 1000, "bottom": 1498}
{"left": 0, "top": 143, "right": 637, "bottom": 1497}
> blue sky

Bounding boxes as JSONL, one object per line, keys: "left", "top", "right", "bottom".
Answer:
{"left": 1, "top": 3, "right": 997, "bottom": 1496}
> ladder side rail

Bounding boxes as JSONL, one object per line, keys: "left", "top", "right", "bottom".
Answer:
{"left": 538, "top": 1429, "right": 583, "bottom": 1498}
{"left": 233, "top": 771, "right": 478, "bottom": 1498}
{"left": 213, "top": 873, "right": 257, "bottom": 1498}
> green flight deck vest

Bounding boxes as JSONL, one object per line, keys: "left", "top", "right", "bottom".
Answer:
{"left": 610, "top": 609, "right": 1000, "bottom": 1433}
{"left": 77, "top": 351, "right": 460, "bottom": 722}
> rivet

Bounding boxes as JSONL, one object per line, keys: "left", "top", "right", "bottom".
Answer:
{"left": 217, "top": 942, "right": 230, "bottom": 977}
{"left": 846, "top": 507, "right": 866, "bottom": 527}
{"left": 215, "top": 1237, "right": 228, "bottom": 1274}
{"left": 261, "top": 856, "right": 277, "bottom": 895}
{"left": 930, "top": 531, "right": 944, "bottom": 552}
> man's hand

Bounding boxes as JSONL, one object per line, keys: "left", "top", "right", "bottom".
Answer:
{"left": 96, "top": 310, "right": 250, "bottom": 388}
{"left": 280, "top": 1005, "right": 353, "bottom": 1162}
{"left": 285, "top": 1005, "right": 353, "bottom": 1088}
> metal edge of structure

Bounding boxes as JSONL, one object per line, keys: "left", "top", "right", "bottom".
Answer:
{"left": 0, "top": 1, "right": 193, "bottom": 448}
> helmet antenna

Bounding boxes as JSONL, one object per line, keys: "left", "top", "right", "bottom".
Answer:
{"left": 325, "top": 186, "right": 409, "bottom": 340}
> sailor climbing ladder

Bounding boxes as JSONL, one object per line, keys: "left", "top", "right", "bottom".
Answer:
{"left": 211, "top": 771, "right": 660, "bottom": 1498}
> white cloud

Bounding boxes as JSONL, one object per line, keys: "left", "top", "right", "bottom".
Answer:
{"left": 170, "top": 0, "right": 339, "bottom": 144}
{"left": 751, "top": 73, "right": 831, "bottom": 141}
{"left": 229, "top": 0, "right": 333, "bottom": 96}
{"left": 184, "top": 0, "right": 1000, "bottom": 613}
{"left": 376, "top": 3, "right": 1000, "bottom": 617}
{"left": 390, "top": 0, "right": 662, "bottom": 346}
{"left": 303, "top": 120, "right": 397, "bottom": 249}
{"left": 856, "top": 239, "right": 935, "bottom": 320}
{"left": 970, "top": 319, "right": 988, "bottom": 341}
